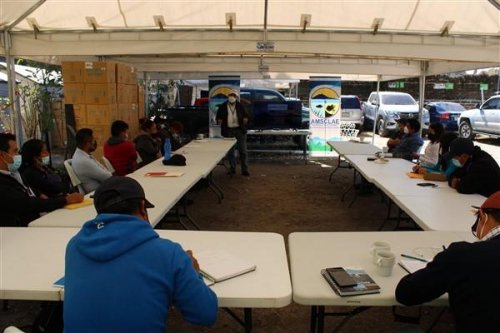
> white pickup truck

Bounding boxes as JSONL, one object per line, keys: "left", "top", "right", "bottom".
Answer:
{"left": 363, "top": 91, "right": 427, "bottom": 137}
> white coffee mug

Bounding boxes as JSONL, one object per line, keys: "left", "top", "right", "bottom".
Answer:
{"left": 197, "top": 133, "right": 204, "bottom": 140}
{"left": 375, "top": 250, "right": 396, "bottom": 277}
{"left": 382, "top": 146, "right": 389, "bottom": 154}
{"left": 370, "top": 241, "right": 391, "bottom": 264}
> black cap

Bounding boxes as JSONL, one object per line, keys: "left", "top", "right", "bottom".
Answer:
{"left": 94, "top": 176, "right": 154, "bottom": 213}
{"left": 449, "top": 138, "right": 474, "bottom": 157}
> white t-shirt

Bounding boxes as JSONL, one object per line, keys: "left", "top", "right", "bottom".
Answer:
{"left": 227, "top": 104, "right": 239, "bottom": 128}
{"left": 419, "top": 141, "right": 440, "bottom": 167}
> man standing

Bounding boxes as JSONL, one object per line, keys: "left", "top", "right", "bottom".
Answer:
{"left": 72, "top": 128, "right": 112, "bottom": 193}
{"left": 216, "top": 92, "right": 250, "bottom": 176}
{"left": 447, "top": 137, "right": 500, "bottom": 197}
{"left": 396, "top": 191, "right": 500, "bottom": 332}
{"left": 391, "top": 119, "right": 424, "bottom": 161}
{"left": 64, "top": 176, "right": 218, "bottom": 333}
{"left": 0, "top": 133, "right": 83, "bottom": 227}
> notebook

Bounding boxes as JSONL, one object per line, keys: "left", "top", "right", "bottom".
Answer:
{"left": 398, "top": 259, "right": 427, "bottom": 274}
{"left": 65, "top": 198, "right": 93, "bottom": 210}
{"left": 321, "top": 267, "right": 380, "bottom": 297}
{"left": 144, "top": 171, "right": 184, "bottom": 177}
{"left": 196, "top": 249, "right": 256, "bottom": 284}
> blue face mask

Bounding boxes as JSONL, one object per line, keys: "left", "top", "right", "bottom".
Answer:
{"left": 451, "top": 158, "right": 463, "bottom": 168}
{"left": 8, "top": 154, "right": 22, "bottom": 172}
{"left": 42, "top": 156, "right": 50, "bottom": 166}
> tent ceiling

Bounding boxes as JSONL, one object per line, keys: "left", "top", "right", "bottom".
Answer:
{"left": 0, "top": 1, "right": 498, "bottom": 80}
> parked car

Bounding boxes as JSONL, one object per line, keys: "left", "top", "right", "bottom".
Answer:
{"left": 424, "top": 102, "right": 465, "bottom": 131}
{"left": 458, "top": 95, "right": 500, "bottom": 139}
{"left": 301, "top": 95, "right": 364, "bottom": 129}
{"left": 363, "top": 91, "right": 428, "bottom": 137}
{"left": 159, "top": 88, "right": 305, "bottom": 137}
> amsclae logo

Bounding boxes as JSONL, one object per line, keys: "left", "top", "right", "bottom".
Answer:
{"left": 309, "top": 85, "right": 340, "bottom": 119}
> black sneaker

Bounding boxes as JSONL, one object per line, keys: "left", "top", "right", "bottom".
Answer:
{"left": 242, "top": 170, "right": 250, "bottom": 176}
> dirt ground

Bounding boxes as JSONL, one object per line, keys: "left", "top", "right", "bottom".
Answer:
{"left": 1, "top": 155, "right": 455, "bottom": 333}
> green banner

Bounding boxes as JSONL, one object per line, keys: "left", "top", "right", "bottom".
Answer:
{"left": 480, "top": 83, "right": 489, "bottom": 91}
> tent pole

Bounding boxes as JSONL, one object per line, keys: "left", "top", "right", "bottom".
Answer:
{"left": 371, "top": 75, "right": 381, "bottom": 144}
{"left": 418, "top": 61, "right": 427, "bottom": 137}
{"left": 4, "top": 31, "right": 17, "bottom": 139}
{"left": 263, "top": 0, "right": 268, "bottom": 41}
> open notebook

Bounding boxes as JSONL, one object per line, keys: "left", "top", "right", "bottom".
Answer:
{"left": 398, "top": 259, "right": 428, "bottom": 274}
{"left": 196, "top": 249, "right": 256, "bottom": 285}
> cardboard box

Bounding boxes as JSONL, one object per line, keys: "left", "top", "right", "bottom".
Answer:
{"left": 86, "top": 104, "right": 118, "bottom": 125}
{"left": 85, "top": 83, "right": 117, "bottom": 104}
{"left": 72, "top": 104, "right": 87, "bottom": 128}
{"left": 83, "top": 62, "right": 116, "bottom": 83}
{"left": 64, "top": 83, "right": 86, "bottom": 104}
{"left": 117, "top": 84, "right": 138, "bottom": 104}
{"left": 62, "top": 62, "right": 84, "bottom": 83}
{"left": 117, "top": 63, "right": 137, "bottom": 84}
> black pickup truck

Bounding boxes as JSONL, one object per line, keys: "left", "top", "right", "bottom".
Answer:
{"left": 156, "top": 88, "right": 305, "bottom": 137}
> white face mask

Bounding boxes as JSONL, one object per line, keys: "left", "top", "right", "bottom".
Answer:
{"left": 478, "top": 214, "right": 489, "bottom": 240}
{"left": 228, "top": 96, "right": 237, "bottom": 104}
{"left": 403, "top": 127, "right": 410, "bottom": 134}
{"left": 42, "top": 156, "right": 50, "bottom": 166}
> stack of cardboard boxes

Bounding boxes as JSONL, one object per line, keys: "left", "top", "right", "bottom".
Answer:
{"left": 61, "top": 61, "right": 143, "bottom": 160}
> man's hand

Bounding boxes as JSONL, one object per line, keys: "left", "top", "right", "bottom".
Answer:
{"left": 450, "top": 177, "right": 460, "bottom": 189}
{"left": 66, "top": 192, "right": 84, "bottom": 204}
{"left": 39, "top": 193, "right": 49, "bottom": 200}
{"left": 186, "top": 250, "right": 200, "bottom": 273}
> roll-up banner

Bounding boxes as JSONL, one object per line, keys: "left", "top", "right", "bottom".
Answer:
{"left": 208, "top": 75, "right": 240, "bottom": 138}
{"left": 308, "top": 76, "right": 342, "bottom": 156}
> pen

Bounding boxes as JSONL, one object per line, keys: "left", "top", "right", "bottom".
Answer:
{"left": 442, "top": 245, "right": 446, "bottom": 251}
{"left": 401, "top": 254, "right": 429, "bottom": 263}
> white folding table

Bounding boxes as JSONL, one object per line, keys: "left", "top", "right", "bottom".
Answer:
{"left": 1, "top": 227, "right": 291, "bottom": 333}
{"left": 289, "top": 231, "right": 469, "bottom": 333}
{"left": 327, "top": 141, "right": 382, "bottom": 182}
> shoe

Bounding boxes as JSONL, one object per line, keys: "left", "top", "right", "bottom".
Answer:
{"left": 242, "top": 170, "right": 250, "bottom": 176}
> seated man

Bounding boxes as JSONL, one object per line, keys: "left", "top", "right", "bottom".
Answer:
{"left": 387, "top": 118, "right": 407, "bottom": 153}
{"left": 448, "top": 137, "right": 500, "bottom": 197}
{"left": 0, "top": 133, "right": 83, "bottom": 227}
{"left": 391, "top": 119, "right": 423, "bottom": 161}
{"left": 104, "top": 120, "right": 137, "bottom": 176}
{"left": 396, "top": 191, "right": 500, "bottom": 332}
{"left": 64, "top": 177, "right": 218, "bottom": 333}
{"left": 72, "top": 128, "right": 112, "bottom": 193}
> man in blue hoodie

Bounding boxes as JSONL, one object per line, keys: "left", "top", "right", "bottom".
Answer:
{"left": 64, "top": 176, "right": 218, "bottom": 332}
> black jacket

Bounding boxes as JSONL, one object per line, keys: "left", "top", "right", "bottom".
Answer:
{"left": 21, "top": 165, "right": 68, "bottom": 197}
{"left": 216, "top": 101, "right": 249, "bottom": 137}
{"left": 449, "top": 146, "right": 500, "bottom": 197}
{"left": 396, "top": 234, "right": 500, "bottom": 333}
{"left": 134, "top": 134, "right": 160, "bottom": 166}
{"left": 0, "top": 172, "right": 67, "bottom": 227}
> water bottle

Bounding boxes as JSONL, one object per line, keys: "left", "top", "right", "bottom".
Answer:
{"left": 163, "top": 138, "right": 171, "bottom": 161}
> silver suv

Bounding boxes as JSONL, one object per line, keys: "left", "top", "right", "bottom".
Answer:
{"left": 458, "top": 95, "right": 500, "bottom": 139}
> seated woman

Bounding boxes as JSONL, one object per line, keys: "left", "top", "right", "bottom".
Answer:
{"left": 417, "top": 123, "right": 444, "bottom": 168}
{"left": 20, "top": 139, "right": 70, "bottom": 198}
{"left": 413, "top": 131, "right": 458, "bottom": 180}
{"left": 134, "top": 118, "right": 161, "bottom": 166}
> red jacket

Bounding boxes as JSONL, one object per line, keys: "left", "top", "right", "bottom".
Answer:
{"left": 103, "top": 138, "right": 138, "bottom": 176}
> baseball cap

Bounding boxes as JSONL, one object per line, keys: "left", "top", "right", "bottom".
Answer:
{"left": 94, "top": 176, "right": 154, "bottom": 213}
{"left": 227, "top": 91, "right": 238, "bottom": 97}
{"left": 448, "top": 138, "right": 474, "bottom": 157}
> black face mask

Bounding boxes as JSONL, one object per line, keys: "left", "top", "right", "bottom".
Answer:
{"left": 471, "top": 214, "right": 480, "bottom": 238}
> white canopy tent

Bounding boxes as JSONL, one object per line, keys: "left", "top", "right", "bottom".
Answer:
{"left": 0, "top": 0, "right": 499, "bottom": 137}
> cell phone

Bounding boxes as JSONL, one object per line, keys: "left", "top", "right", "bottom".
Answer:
{"left": 417, "top": 182, "right": 438, "bottom": 188}
{"left": 326, "top": 267, "right": 357, "bottom": 287}
{"left": 367, "top": 157, "right": 377, "bottom": 161}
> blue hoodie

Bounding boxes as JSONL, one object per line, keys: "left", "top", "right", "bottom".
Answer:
{"left": 64, "top": 214, "right": 218, "bottom": 333}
